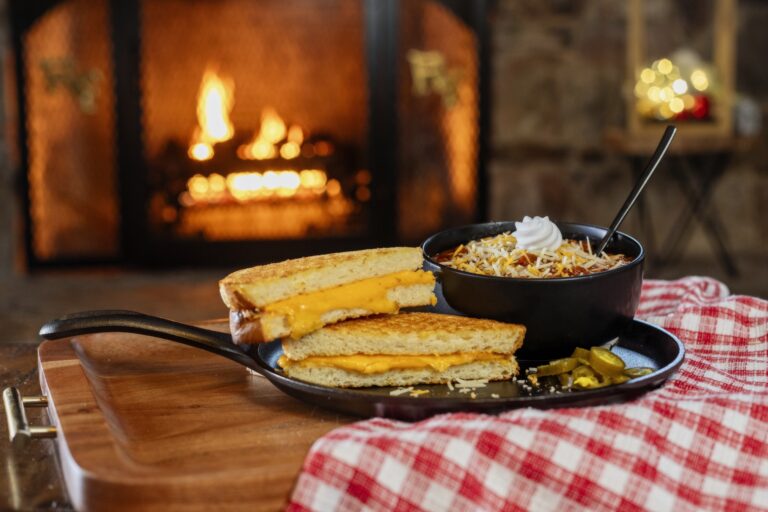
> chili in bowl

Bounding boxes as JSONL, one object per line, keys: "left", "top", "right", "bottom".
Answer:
{"left": 421, "top": 220, "right": 645, "bottom": 359}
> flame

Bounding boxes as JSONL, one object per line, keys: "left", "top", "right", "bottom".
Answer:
{"left": 240, "top": 139, "right": 275, "bottom": 160}
{"left": 187, "top": 172, "right": 228, "bottom": 202}
{"left": 239, "top": 108, "right": 307, "bottom": 161}
{"left": 189, "top": 142, "right": 214, "bottom": 161}
{"left": 186, "top": 169, "right": 328, "bottom": 205}
{"left": 280, "top": 125, "right": 303, "bottom": 159}
{"left": 260, "top": 108, "right": 287, "bottom": 144}
{"left": 188, "top": 69, "right": 235, "bottom": 161}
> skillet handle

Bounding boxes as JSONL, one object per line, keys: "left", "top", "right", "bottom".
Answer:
{"left": 39, "top": 310, "right": 264, "bottom": 373}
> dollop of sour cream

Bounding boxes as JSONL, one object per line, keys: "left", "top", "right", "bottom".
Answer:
{"left": 512, "top": 216, "right": 563, "bottom": 251}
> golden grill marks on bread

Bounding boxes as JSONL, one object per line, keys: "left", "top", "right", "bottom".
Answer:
{"left": 219, "top": 248, "right": 437, "bottom": 344}
{"left": 219, "top": 247, "right": 425, "bottom": 308}
{"left": 278, "top": 313, "right": 526, "bottom": 388}
{"left": 281, "top": 312, "right": 525, "bottom": 359}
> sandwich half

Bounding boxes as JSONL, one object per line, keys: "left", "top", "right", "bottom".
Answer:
{"left": 278, "top": 312, "right": 525, "bottom": 388}
{"left": 220, "top": 248, "right": 436, "bottom": 344}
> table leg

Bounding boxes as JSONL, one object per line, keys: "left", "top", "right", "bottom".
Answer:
{"left": 658, "top": 153, "right": 739, "bottom": 276}
{"left": 659, "top": 155, "right": 714, "bottom": 264}
{"left": 687, "top": 154, "right": 739, "bottom": 276}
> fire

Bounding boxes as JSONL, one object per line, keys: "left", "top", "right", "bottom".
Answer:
{"left": 280, "top": 125, "right": 303, "bottom": 159}
{"left": 239, "top": 107, "right": 306, "bottom": 161}
{"left": 188, "top": 68, "right": 235, "bottom": 161}
{"left": 181, "top": 73, "right": 346, "bottom": 210}
{"left": 185, "top": 169, "right": 329, "bottom": 205}
{"left": 259, "top": 107, "right": 287, "bottom": 143}
{"left": 189, "top": 143, "right": 214, "bottom": 161}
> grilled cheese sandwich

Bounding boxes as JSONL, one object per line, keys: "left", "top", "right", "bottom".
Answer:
{"left": 220, "top": 248, "right": 436, "bottom": 344}
{"left": 278, "top": 312, "right": 526, "bottom": 388}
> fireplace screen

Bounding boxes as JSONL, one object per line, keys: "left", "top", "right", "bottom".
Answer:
{"left": 18, "top": 0, "right": 119, "bottom": 263}
{"left": 398, "top": 0, "right": 480, "bottom": 240}
{"left": 10, "top": 0, "right": 489, "bottom": 266}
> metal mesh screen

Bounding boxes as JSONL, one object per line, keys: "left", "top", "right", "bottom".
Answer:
{"left": 24, "top": 0, "right": 118, "bottom": 261}
{"left": 398, "top": 1, "right": 479, "bottom": 240}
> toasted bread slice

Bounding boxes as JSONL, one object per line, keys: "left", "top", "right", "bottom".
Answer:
{"left": 220, "top": 247, "right": 424, "bottom": 309}
{"left": 280, "top": 359, "right": 518, "bottom": 388}
{"left": 281, "top": 312, "right": 526, "bottom": 361}
{"left": 278, "top": 313, "right": 526, "bottom": 388}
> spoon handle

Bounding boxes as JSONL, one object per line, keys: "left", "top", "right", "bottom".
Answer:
{"left": 595, "top": 125, "right": 677, "bottom": 255}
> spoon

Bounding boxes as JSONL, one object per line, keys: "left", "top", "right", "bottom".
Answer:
{"left": 595, "top": 125, "right": 677, "bottom": 255}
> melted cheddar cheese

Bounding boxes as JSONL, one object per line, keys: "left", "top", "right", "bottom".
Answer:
{"left": 264, "top": 270, "right": 436, "bottom": 338}
{"left": 278, "top": 352, "right": 508, "bottom": 375}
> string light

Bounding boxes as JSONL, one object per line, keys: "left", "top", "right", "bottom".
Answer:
{"left": 672, "top": 79, "right": 688, "bottom": 95}
{"left": 669, "top": 97, "right": 685, "bottom": 114}
{"left": 635, "top": 57, "right": 713, "bottom": 121}
{"left": 690, "top": 69, "right": 709, "bottom": 91}
{"left": 657, "top": 58, "right": 673, "bottom": 75}
{"left": 640, "top": 69, "right": 655, "bottom": 84}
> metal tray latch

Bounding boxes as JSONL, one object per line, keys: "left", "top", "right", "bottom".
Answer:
{"left": 3, "top": 387, "right": 57, "bottom": 447}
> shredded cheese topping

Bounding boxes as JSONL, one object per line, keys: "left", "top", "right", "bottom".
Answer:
{"left": 436, "top": 232, "right": 631, "bottom": 279}
{"left": 390, "top": 387, "right": 414, "bottom": 396}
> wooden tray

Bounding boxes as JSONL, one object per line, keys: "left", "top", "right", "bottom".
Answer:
{"left": 37, "top": 324, "right": 352, "bottom": 511}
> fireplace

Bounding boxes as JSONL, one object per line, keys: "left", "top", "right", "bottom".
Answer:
{"left": 9, "top": 0, "right": 489, "bottom": 267}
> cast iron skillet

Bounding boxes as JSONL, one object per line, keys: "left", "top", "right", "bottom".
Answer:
{"left": 39, "top": 309, "right": 684, "bottom": 421}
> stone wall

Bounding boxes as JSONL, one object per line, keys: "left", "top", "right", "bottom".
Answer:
{"left": 490, "top": 0, "right": 768, "bottom": 268}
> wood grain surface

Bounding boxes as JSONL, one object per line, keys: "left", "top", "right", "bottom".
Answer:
{"left": 37, "top": 325, "right": 354, "bottom": 511}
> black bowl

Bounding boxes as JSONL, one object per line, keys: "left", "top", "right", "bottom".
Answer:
{"left": 422, "top": 221, "right": 645, "bottom": 359}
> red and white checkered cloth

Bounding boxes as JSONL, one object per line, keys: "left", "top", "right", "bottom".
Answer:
{"left": 287, "top": 278, "right": 768, "bottom": 511}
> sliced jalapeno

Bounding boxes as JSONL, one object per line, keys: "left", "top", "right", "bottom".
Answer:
{"left": 572, "top": 375, "right": 611, "bottom": 389}
{"left": 534, "top": 347, "right": 640, "bottom": 392}
{"left": 535, "top": 357, "right": 578, "bottom": 376}
{"left": 589, "top": 347, "right": 626, "bottom": 377}
{"left": 624, "top": 367, "right": 654, "bottom": 378}
{"left": 558, "top": 373, "right": 574, "bottom": 388}
{"left": 571, "top": 347, "right": 591, "bottom": 360}
{"left": 571, "top": 366, "right": 595, "bottom": 389}
{"left": 572, "top": 365, "right": 594, "bottom": 379}
{"left": 610, "top": 374, "right": 631, "bottom": 385}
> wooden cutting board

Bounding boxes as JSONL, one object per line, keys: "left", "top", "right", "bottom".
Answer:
{"left": 37, "top": 323, "right": 354, "bottom": 511}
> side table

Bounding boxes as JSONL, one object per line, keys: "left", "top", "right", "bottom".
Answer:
{"left": 605, "top": 129, "right": 754, "bottom": 277}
